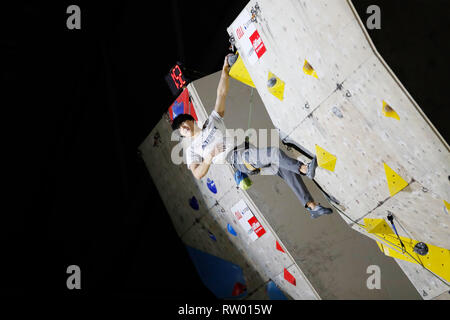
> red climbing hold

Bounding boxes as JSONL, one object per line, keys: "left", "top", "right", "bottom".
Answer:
{"left": 232, "top": 282, "right": 247, "bottom": 296}
{"left": 276, "top": 241, "right": 285, "bottom": 253}
{"left": 283, "top": 268, "right": 296, "bottom": 286}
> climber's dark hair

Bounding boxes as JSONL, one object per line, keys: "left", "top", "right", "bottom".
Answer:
{"left": 171, "top": 114, "right": 195, "bottom": 131}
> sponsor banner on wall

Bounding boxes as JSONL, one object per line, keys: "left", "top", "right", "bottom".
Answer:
{"left": 232, "top": 10, "right": 266, "bottom": 65}
{"left": 231, "top": 199, "right": 266, "bottom": 241}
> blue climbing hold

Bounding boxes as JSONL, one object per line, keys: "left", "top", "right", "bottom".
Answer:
{"left": 172, "top": 101, "right": 185, "bottom": 119}
{"left": 208, "top": 230, "right": 217, "bottom": 241}
{"left": 266, "top": 280, "right": 288, "bottom": 300}
{"left": 189, "top": 196, "right": 199, "bottom": 210}
{"left": 206, "top": 178, "right": 217, "bottom": 194}
{"left": 227, "top": 223, "right": 237, "bottom": 236}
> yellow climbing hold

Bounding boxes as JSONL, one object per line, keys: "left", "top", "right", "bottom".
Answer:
{"left": 364, "top": 218, "right": 450, "bottom": 282}
{"left": 364, "top": 218, "right": 394, "bottom": 235}
{"left": 303, "top": 59, "right": 318, "bottom": 79}
{"left": 229, "top": 52, "right": 256, "bottom": 88}
{"left": 267, "top": 71, "right": 285, "bottom": 101}
{"left": 444, "top": 200, "right": 450, "bottom": 214}
{"left": 383, "top": 163, "right": 408, "bottom": 197}
{"left": 315, "top": 145, "right": 336, "bottom": 171}
{"left": 382, "top": 100, "right": 400, "bottom": 120}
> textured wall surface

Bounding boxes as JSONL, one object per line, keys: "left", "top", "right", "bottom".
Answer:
{"left": 193, "top": 71, "right": 421, "bottom": 299}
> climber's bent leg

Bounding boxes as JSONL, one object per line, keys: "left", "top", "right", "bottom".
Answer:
{"left": 276, "top": 166, "right": 314, "bottom": 207}
{"left": 246, "top": 146, "right": 305, "bottom": 174}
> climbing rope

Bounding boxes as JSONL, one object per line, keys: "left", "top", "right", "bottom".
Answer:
{"left": 247, "top": 88, "right": 254, "bottom": 132}
{"left": 245, "top": 87, "right": 254, "bottom": 150}
{"left": 387, "top": 212, "right": 407, "bottom": 253}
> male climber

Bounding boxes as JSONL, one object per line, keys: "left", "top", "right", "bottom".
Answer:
{"left": 171, "top": 54, "right": 332, "bottom": 219}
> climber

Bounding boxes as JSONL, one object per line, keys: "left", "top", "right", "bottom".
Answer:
{"left": 171, "top": 54, "right": 332, "bottom": 219}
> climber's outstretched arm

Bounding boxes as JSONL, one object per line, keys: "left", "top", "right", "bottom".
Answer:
{"left": 214, "top": 54, "right": 232, "bottom": 118}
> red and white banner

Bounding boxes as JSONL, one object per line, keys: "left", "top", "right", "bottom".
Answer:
{"left": 249, "top": 30, "right": 266, "bottom": 59}
{"left": 233, "top": 10, "right": 266, "bottom": 65}
{"left": 231, "top": 199, "right": 266, "bottom": 241}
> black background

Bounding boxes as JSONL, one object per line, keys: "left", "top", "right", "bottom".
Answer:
{"left": 3, "top": 0, "right": 449, "bottom": 303}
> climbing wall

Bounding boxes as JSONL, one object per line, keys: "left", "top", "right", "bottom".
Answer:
{"left": 138, "top": 85, "right": 319, "bottom": 300}
{"left": 226, "top": 0, "right": 450, "bottom": 299}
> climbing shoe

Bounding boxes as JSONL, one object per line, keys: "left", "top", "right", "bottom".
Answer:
{"left": 306, "top": 156, "right": 317, "bottom": 179}
{"left": 307, "top": 205, "right": 332, "bottom": 219}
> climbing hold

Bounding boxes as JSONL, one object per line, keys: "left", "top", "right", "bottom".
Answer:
{"left": 231, "top": 282, "right": 247, "bottom": 297}
{"left": 276, "top": 240, "right": 285, "bottom": 253}
{"left": 227, "top": 53, "right": 238, "bottom": 67}
{"left": 315, "top": 145, "right": 337, "bottom": 172}
{"left": 266, "top": 281, "right": 288, "bottom": 300}
{"left": 364, "top": 218, "right": 394, "bottom": 235}
{"left": 208, "top": 230, "right": 217, "bottom": 241}
{"left": 283, "top": 268, "right": 296, "bottom": 286}
{"left": 153, "top": 131, "right": 161, "bottom": 147}
{"left": 413, "top": 242, "right": 429, "bottom": 256}
{"left": 332, "top": 106, "right": 343, "bottom": 118}
{"left": 303, "top": 59, "right": 318, "bottom": 79}
{"left": 443, "top": 200, "right": 450, "bottom": 214}
{"left": 234, "top": 171, "right": 253, "bottom": 190}
{"left": 365, "top": 218, "right": 450, "bottom": 281}
{"left": 228, "top": 52, "right": 256, "bottom": 88}
{"left": 171, "top": 101, "right": 185, "bottom": 120}
{"left": 267, "top": 76, "right": 277, "bottom": 88}
{"left": 267, "top": 71, "right": 285, "bottom": 101}
{"left": 382, "top": 100, "right": 400, "bottom": 120}
{"left": 189, "top": 196, "right": 199, "bottom": 210}
{"left": 227, "top": 223, "right": 237, "bottom": 237}
{"left": 206, "top": 178, "right": 217, "bottom": 194}
{"left": 383, "top": 163, "right": 408, "bottom": 197}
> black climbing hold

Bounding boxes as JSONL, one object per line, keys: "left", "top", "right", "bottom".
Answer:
{"left": 413, "top": 242, "right": 429, "bottom": 256}
{"left": 332, "top": 106, "right": 343, "bottom": 118}
{"left": 267, "top": 77, "right": 277, "bottom": 87}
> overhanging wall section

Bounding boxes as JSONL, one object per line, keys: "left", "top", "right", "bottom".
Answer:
{"left": 138, "top": 85, "right": 319, "bottom": 299}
